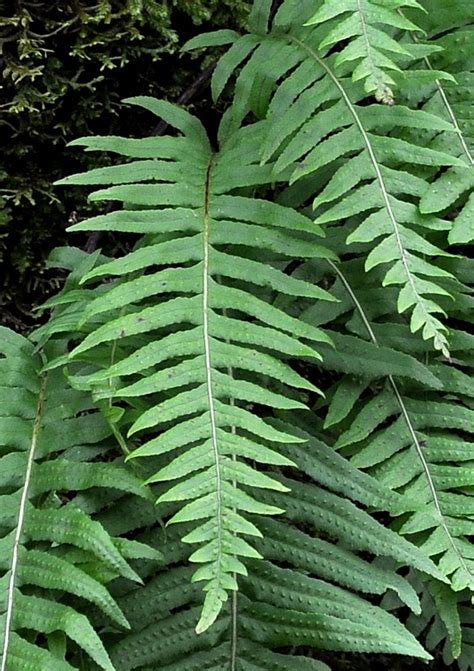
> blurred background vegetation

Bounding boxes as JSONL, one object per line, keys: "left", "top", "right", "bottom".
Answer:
{"left": 0, "top": 0, "right": 249, "bottom": 330}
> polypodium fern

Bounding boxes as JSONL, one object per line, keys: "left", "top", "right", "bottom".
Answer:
{"left": 28, "top": 262, "right": 448, "bottom": 668}
{"left": 0, "top": 327, "right": 160, "bottom": 670}
{"left": 409, "top": 0, "right": 474, "bottom": 245}
{"left": 54, "top": 96, "right": 336, "bottom": 632}
{"left": 318, "top": 260, "right": 474, "bottom": 593}
{"left": 405, "top": 577, "right": 474, "bottom": 670}
{"left": 3, "top": 0, "right": 472, "bottom": 667}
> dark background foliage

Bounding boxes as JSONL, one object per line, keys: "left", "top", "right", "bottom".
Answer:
{"left": 0, "top": 0, "right": 248, "bottom": 330}
{"left": 0, "top": 2, "right": 457, "bottom": 669}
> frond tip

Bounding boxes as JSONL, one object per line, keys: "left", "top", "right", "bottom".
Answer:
{"left": 304, "top": 0, "right": 424, "bottom": 103}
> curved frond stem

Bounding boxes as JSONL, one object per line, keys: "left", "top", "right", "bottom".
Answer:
{"left": 1, "top": 372, "right": 48, "bottom": 671}
{"left": 108, "top": 337, "right": 118, "bottom": 406}
{"left": 402, "top": 16, "right": 474, "bottom": 166}
{"left": 104, "top": 315, "right": 134, "bottom": 462}
{"left": 327, "top": 259, "right": 473, "bottom": 583}
{"left": 230, "top": 418, "right": 238, "bottom": 668}
{"left": 107, "top": 309, "right": 124, "bottom": 408}
{"left": 223, "top": 300, "right": 238, "bottom": 671}
{"left": 231, "top": 583, "right": 238, "bottom": 670}
{"left": 326, "top": 261, "right": 377, "bottom": 343}
{"left": 289, "top": 36, "right": 446, "bottom": 354}
{"left": 203, "top": 154, "right": 224, "bottom": 605}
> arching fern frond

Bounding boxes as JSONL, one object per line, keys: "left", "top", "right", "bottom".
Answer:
{"left": 10, "top": 2, "right": 470, "bottom": 665}
{"left": 0, "top": 327, "right": 158, "bottom": 670}
{"left": 405, "top": 0, "right": 474, "bottom": 245}
{"left": 56, "top": 97, "right": 335, "bottom": 633}
{"left": 403, "top": 573, "right": 473, "bottom": 668}
{"left": 186, "top": 0, "right": 463, "bottom": 356}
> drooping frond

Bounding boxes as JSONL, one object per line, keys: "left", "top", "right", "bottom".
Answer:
{"left": 407, "top": 577, "right": 474, "bottom": 670}
{"left": 325, "top": 264, "right": 473, "bottom": 590}
{"left": 403, "top": 572, "right": 474, "bottom": 669}
{"left": 0, "top": 327, "right": 159, "bottom": 670}
{"left": 54, "top": 97, "right": 336, "bottom": 633}
{"left": 6, "top": 1, "right": 470, "bottom": 666}
{"left": 186, "top": 0, "right": 465, "bottom": 357}
{"left": 290, "top": 253, "right": 474, "bottom": 660}
{"left": 407, "top": 0, "right": 474, "bottom": 245}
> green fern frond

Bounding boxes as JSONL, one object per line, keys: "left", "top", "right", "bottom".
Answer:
{"left": 268, "top": 58, "right": 460, "bottom": 356}
{"left": 7, "top": 1, "right": 469, "bottom": 665}
{"left": 0, "top": 327, "right": 158, "bottom": 670}
{"left": 406, "top": 3, "right": 474, "bottom": 245}
{"left": 56, "top": 97, "right": 336, "bottom": 633}
{"left": 405, "top": 574, "right": 473, "bottom": 667}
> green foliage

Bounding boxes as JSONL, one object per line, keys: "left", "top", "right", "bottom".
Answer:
{"left": 95, "top": 430, "right": 440, "bottom": 668}
{"left": 53, "top": 96, "right": 338, "bottom": 633}
{"left": 411, "top": 0, "right": 474, "bottom": 245}
{"left": 1, "top": 0, "right": 473, "bottom": 669}
{"left": 192, "top": 0, "right": 471, "bottom": 356}
{"left": 0, "top": 327, "right": 161, "bottom": 669}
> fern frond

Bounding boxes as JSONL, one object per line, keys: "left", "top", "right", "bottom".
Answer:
{"left": 20, "top": 2, "right": 471, "bottom": 664}
{"left": 56, "top": 97, "right": 336, "bottom": 633}
{"left": 404, "top": 573, "right": 473, "bottom": 667}
{"left": 271, "top": 54, "right": 461, "bottom": 356}
{"left": 405, "top": 2, "right": 474, "bottom": 245}
{"left": 305, "top": 257, "right": 474, "bottom": 657}
{"left": 188, "top": 4, "right": 463, "bottom": 355}
{"left": 0, "top": 327, "right": 157, "bottom": 670}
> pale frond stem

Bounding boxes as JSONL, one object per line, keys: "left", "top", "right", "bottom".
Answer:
{"left": 289, "top": 37, "right": 437, "bottom": 346}
{"left": 401, "top": 14, "right": 474, "bottom": 166}
{"left": 230, "top": 496, "right": 238, "bottom": 671}
{"left": 326, "top": 260, "right": 375, "bottom": 341}
{"left": 203, "top": 154, "right": 224, "bottom": 590}
{"left": 108, "top": 337, "right": 118, "bottom": 409}
{"left": 1, "top": 372, "right": 48, "bottom": 671}
{"left": 327, "top": 259, "right": 473, "bottom": 581}
{"left": 222, "top": 300, "right": 238, "bottom": 671}
{"left": 108, "top": 419, "right": 131, "bottom": 459}
{"left": 391, "top": 386, "right": 471, "bottom": 580}
{"left": 106, "top": 308, "right": 132, "bottom": 460}
{"left": 229, "top": 397, "right": 238, "bottom": 671}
